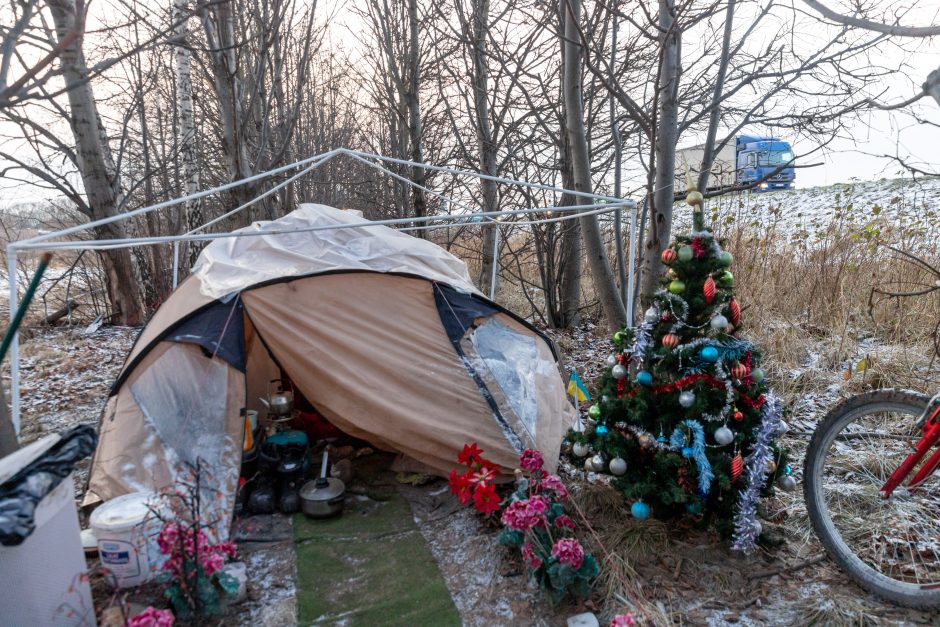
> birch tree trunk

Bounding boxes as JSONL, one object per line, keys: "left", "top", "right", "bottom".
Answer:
{"left": 46, "top": 0, "right": 145, "bottom": 325}
{"left": 471, "top": 0, "right": 499, "bottom": 295}
{"left": 561, "top": 0, "right": 626, "bottom": 329}
{"left": 640, "top": 0, "right": 681, "bottom": 305}
{"left": 696, "top": 0, "right": 735, "bottom": 194}
{"left": 173, "top": 0, "right": 200, "bottom": 262}
{"left": 406, "top": 0, "right": 427, "bottom": 235}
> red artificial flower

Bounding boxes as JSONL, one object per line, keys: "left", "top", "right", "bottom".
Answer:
{"left": 448, "top": 469, "right": 473, "bottom": 505}
{"left": 520, "top": 449, "right": 544, "bottom": 472}
{"left": 554, "top": 514, "right": 576, "bottom": 530}
{"left": 472, "top": 482, "right": 501, "bottom": 516}
{"left": 469, "top": 465, "right": 498, "bottom": 488}
{"left": 457, "top": 442, "right": 484, "bottom": 466}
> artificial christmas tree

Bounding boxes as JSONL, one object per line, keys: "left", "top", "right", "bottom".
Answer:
{"left": 565, "top": 186, "right": 791, "bottom": 552}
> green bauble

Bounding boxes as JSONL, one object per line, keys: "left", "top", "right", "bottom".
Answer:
{"left": 677, "top": 246, "right": 694, "bottom": 262}
{"left": 718, "top": 271, "right": 734, "bottom": 287}
{"left": 717, "top": 251, "right": 733, "bottom": 267}
{"left": 588, "top": 404, "right": 601, "bottom": 419}
{"left": 751, "top": 368, "right": 765, "bottom": 383}
{"left": 613, "top": 331, "right": 624, "bottom": 343}
{"left": 668, "top": 280, "right": 686, "bottom": 294}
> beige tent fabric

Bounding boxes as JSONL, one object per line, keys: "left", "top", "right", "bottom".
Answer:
{"left": 242, "top": 274, "right": 536, "bottom": 473}
{"left": 86, "top": 342, "right": 245, "bottom": 539}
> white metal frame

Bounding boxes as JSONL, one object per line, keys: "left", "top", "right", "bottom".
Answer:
{"left": 8, "top": 147, "right": 638, "bottom": 435}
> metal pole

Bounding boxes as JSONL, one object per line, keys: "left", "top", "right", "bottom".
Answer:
{"left": 626, "top": 203, "right": 637, "bottom": 327}
{"left": 7, "top": 246, "right": 19, "bottom": 435}
{"left": 172, "top": 241, "right": 180, "bottom": 289}
{"left": 488, "top": 223, "right": 499, "bottom": 300}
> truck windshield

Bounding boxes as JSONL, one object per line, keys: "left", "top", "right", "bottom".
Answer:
{"left": 758, "top": 150, "right": 793, "bottom": 166}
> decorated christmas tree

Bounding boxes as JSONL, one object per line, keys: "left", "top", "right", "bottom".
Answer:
{"left": 565, "top": 186, "right": 793, "bottom": 552}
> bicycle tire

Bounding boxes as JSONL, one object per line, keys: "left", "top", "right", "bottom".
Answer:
{"left": 804, "top": 388, "right": 940, "bottom": 608}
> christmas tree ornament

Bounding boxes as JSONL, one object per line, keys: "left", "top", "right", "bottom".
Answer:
{"left": 750, "top": 368, "right": 765, "bottom": 383}
{"left": 572, "top": 442, "right": 590, "bottom": 457}
{"left": 687, "top": 501, "right": 703, "bottom": 515}
{"left": 638, "top": 434, "right": 653, "bottom": 448}
{"left": 784, "top": 465, "right": 793, "bottom": 475}
{"left": 636, "top": 370, "right": 653, "bottom": 386}
{"left": 661, "top": 248, "right": 678, "bottom": 264}
{"left": 609, "top": 457, "right": 627, "bottom": 476}
{"left": 714, "top": 426, "right": 735, "bottom": 446}
{"left": 668, "top": 280, "right": 686, "bottom": 294}
{"left": 700, "top": 346, "right": 719, "bottom": 362}
{"left": 613, "top": 331, "right": 625, "bottom": 344}
{"left": 777, "top": 420, "right": 789, "bottom": 435}
{"left": 595, "top": 424, "right": 609, "bottom": 436}
{"left": 777, "top": 475, "right": 797, "bottom": 492}
{"left": 630, "top": 501, "right": 650, "bottom": 520}
{"left": 729, "top": 298, "right": 741, "bottom": 326}
{"left": 662, "top": 333, "right": 679, "bottom": 349}
{"left": 682, "top": 446, "right": 694, "bottom": 458}
{"left": 612, "top": 364, "right": 628, "bottom": 380}
{"left": 657, "top": 435, "right": 667, "bottom": 444}
{"left": 588, "top": 404, "right": 601, "bottom": 419}
{"left": 685, "top": 190, "right": 704, "bottom": 207}
{"left": 717, "top": 250, "right": 733, "bottom": 267}
{"left": 606, "top": 355, "right": 618, "bottom": 368}
{"left": 678, "top": 245, "right": 694, "bottom": 262}
{"left": 718, "top": 271, "right": 734, "bottom": 288}
{"left": 710, "top": 314, "right": 729, "bottom": 332}
{"left": 666, "top": 268, "right": 678, "bottom": 280}
{"left": 583, "top": 457, "right": 595, "bottom": 472}
{"left": 590, "top": 453, "right": 606, "bottom": 470}
{"left": 704, "top": 276, "right": 717, "bottom": 304}
{"left": 766, "top": 459, "right": 777, "bottom": 474}
{"left": 733, "top": 409, "right": 744, "bottom": 422}
{"left": 731, "top": 452, "right": 744, "bottom": 483}
{"left": 678, "top": 390, "right": 696, "bottom": 408}
{"left": 753, "top": 520, "right": 762, "bottom": 536}
{"left": 644, "top": 306, "right": 660, "bottom": 322}
{"left": 730, "top": 363, "right": 750, "bottom": 379}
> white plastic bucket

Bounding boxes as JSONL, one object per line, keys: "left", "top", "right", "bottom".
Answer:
{"left": 90, "top": 491, "right": 166, "bottom": 588}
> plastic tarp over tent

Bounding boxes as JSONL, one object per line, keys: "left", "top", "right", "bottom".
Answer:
{"left": 86, "top": 204, "right": 576, "bottom": 527}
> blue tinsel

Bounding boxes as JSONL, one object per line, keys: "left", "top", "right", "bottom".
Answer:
{"left": 669, "top": 419, "right": 714, "bottom": 495}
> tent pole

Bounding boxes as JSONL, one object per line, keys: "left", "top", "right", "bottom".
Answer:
{"left": 489, "top": 223, "right": 499, "bottom": 300}
{"left": 7, "top": 246, "right": 19, "bottom": 436}
{"left": 626, "top": 203, "right": 637, "bottom": 327}
{"left": 172, "top": 241, "right": 180, "bottom": 289}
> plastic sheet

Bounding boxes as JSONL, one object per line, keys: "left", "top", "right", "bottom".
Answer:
{"left": 0, "top": 425, "right": 96, "bottom": 546}
{"left": 192, "top": 204, "right": 480, "bottom": 300}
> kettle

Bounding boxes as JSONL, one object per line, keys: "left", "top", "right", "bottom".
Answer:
{"left": 259, "top": 379, "right": 293, "bottom": 417}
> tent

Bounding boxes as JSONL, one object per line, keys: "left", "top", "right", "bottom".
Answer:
{"left": 85, "top": 204, "right": 576, "bottom": 521}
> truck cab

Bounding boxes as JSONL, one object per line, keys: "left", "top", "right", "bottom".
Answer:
{"left": 735, "top": 135, "right": 795, "bottom": 191}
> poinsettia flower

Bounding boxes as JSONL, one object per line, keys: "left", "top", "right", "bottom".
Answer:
{"left": 519, "top": 449, "right": 544, "bottom": 472}
{"left": 468, "top": 465, "right": 497, "bottom": 488}
{"left": 551, "top": 538, "right": 585, "bottom": 570}
{"left": 448, "top": 469, "right": 473, "bottom": 505}
{"left": 472, "top": 482, "right": 501, "bottom": 516}
{"left": 457, "top": 442, "right": 484, "bottom": 466}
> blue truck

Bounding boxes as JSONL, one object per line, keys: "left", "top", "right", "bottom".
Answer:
{"left": 677, "top": 134, "right": 796, "bottom": 192}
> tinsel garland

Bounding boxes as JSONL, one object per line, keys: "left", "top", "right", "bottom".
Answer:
{"left": 626, "top": 317, "right": 656, "bottom": 364}
{"left": 668, "top": 419, "right": 714, "bottom": 495}
{"left": 614, "top": 422, "right": 673, "bottom": 452}
{"left": 698, "top": 358, "right": 735, "bottom": 423}
{"left": 731, "top": 391, "right": 783, "bottom": 553}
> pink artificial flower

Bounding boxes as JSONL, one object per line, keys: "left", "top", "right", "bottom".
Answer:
{"left": 551, "top": 538, "right": 585, "bottom": 570}
{"left": 500, "top": 496, "right": 551, "bottom": 531}
{"left": 202, "top": 552, "right": 225, "bottom": 576}
{"left": 520, "top": 449, "right": 544, "bottom": 472}
{"left": 127, "top": 607, "right": 175, "bottom": 627}
{"left": 611, "top": 613, "right": 636, "bottom": 627}
{"left": 156, "top": 523, "right": 179, "bottom": 555}
{"left": 554, "top": 514, "right": 576, "bottom": 531}
{"left": 521, "top": 542, "right": 542, "bottom": 569}
{"left": 541, "top": 474, "right": 568, "bottom": 499}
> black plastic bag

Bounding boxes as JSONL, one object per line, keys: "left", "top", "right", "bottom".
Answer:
{"left": 0, "top": 425, "right": 97, "bottom": 546}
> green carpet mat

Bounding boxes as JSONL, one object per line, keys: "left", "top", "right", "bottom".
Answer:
{"left": 293, "top": 489, "right": 461, "bottom": 626}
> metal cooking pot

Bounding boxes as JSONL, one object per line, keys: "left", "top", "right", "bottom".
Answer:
{"left": 259, "top": 379, "right": 293, "bottom": 417}
{"left": 300, "top": 450, "right": 345, "bottom": 518}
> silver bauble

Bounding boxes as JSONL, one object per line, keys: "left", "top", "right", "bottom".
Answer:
{"left": 602, "top": 395, "right": 610, "bottom": 403}
{"left": 778, "top": 475, "right": 797, "bottom": 492}
{"left": 714, "top": 426, "right": 735, "bottom": 446}
{"left": 678, "top": 390, "right": 696, "bottom": 408}
{"left": 638, "top": 433, "right": 653, "bottom": 449}
{"left": 583, "top": 458, "right": 595, "bottom": 472}
{"left": 710, "top": 315, "right": 729, "bottom": 332}
{"left": 753, "top": 520, "right": 763, "bottom": 535}
{"left": 609, "top": 457, "right": 627, "bottom": 476}
{"left": 606, "top": 355, "right": 618, "bottom": 368}
{"left": 590, "top": 454, "right": 606, "bottom": 470}
{"left": 644, "top": 306, "right": 660, "bottom": 322}
{"left": 777, "top": 420, "right": 790, "bottom": 435}
{"left": 612, "top": 364, "right": 628, "bottom": 380}
{"left": 572, "top": 442, "right": 590, "bottom": 457}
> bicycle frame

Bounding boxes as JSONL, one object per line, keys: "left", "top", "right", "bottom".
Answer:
{"left": 881, "top": 392, "right": 940, "bottom": 497}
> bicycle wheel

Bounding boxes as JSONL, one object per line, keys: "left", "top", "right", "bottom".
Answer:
{"left": 804, "top": 388, "right": 940, "bottom": 608}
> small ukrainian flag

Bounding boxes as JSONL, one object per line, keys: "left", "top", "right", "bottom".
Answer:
{"left": 567, "top": 370, "right": 590, "bottom": 402}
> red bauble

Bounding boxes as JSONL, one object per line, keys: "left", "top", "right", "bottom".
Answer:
{"left": 731, "top": 363, "right": 750, "bottom": 379}
{"left": 704, "top": 276, "right": 716, "bottom": 304}
{"left": 733, "top": 410, "right": 744, "bottom": 422}
{"left": 661, "top": 248, "right": 678, "bottom": 264}
{"left": 729, "top": 298, "right": 741, "bottom": 326}
{"left": 662, "top": 333, "right": 679, "bottom": 349}
{"left": 731, "top": 453, "right": 744, "bottom": 484}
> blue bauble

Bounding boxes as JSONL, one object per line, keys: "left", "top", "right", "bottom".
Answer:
{"left": 700, "top": 346, "right": 719, "bottom": 362}
{"left": 631, "top": 501, "right": 651, "bottom": 520}
{"left": 595, "top": 424, "right": 609, "bottom": 436}
{"left": 636, "top": 370, "right": 653, "bottom": 386}
{"left": 686, "top": 501, "right": 703, "bottom": 515}
{"left": 657, "top": 436, "right": 667, "bottom": 444}
{"left": 682, "top": 446, "right": 694, "bottom": 458}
